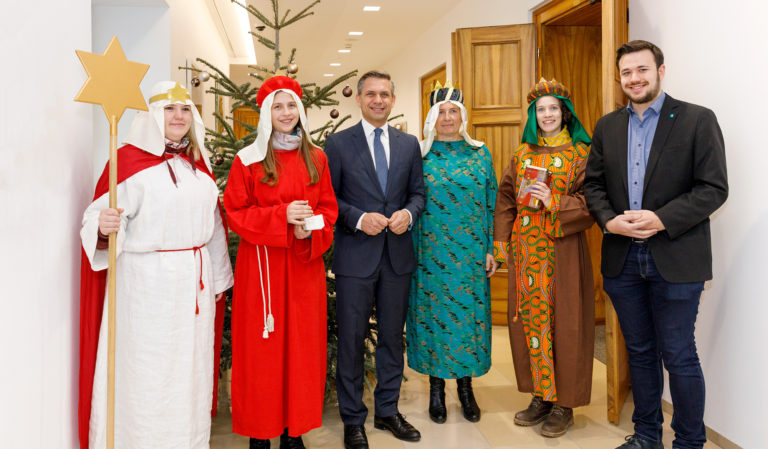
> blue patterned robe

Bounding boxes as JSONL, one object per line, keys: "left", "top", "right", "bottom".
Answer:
{"left": 406, "top": 140, "right": 497, "bottom": 378}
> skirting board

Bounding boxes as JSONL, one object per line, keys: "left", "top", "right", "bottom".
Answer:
{"left": 660, "top": 400, "right": 741, "bottom": 449}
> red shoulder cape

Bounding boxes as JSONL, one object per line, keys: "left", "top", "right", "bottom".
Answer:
{"left": 78, "top": 144, "right": 227, "bottom": 449}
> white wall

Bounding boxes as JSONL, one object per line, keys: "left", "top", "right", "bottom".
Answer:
{"left": 92, "top": 4, "right": 171, "bottom": 182}
{"left": 629, "top": 1, "right": 768, "bottom": 447}
{"left": 382, "top": 0, "right": 541, "bottom": 136}
{"left": 167, "top": 0, "right": 232, "bottom": 138}
{"left": 0, "top": 1, "right": 93, "bottom": 447}
{"left": 315, "top": 0, "right": 542, "bottom": 135}
{"left": 0, "top": 1, "right": 233, "bottom": 447}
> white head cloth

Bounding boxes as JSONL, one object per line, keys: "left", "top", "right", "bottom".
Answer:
{"left": 236, "top": 89, "right": 308, "bottom": 166}
{"left": 123, "top": 81, "right": 211, "bottom": 171}
{"left": 420, "top": 98, "right": 484, "bottom": 157}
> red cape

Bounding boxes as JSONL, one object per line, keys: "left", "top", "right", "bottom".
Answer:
{"left": 78, "top": 144, "right": 227, "bottom": 449}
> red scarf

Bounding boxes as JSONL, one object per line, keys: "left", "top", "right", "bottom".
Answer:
{"left": 78, "top": 144, "right": 227, "bottom": 449}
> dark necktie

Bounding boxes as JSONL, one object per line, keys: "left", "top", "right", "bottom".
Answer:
{"left": 373, "top": 128, "right": 388, "bottom": 193}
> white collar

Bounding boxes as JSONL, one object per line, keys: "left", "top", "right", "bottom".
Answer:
{"left": 361, "top": 118, "right": 389, "bottom": 139}
{"left": 236, "top": 89, "right": 308, "bottom": 166}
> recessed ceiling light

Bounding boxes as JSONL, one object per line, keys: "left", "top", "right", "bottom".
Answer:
{"left": 330, "top": 63, "right": 341, "bottom": 67}
{"left": 338, "top": 49, "right": 351, "bottom": 53}
{"left": 323, "top": 73, "right": 334, "bottom": 77}
{"left": 363, "top": 6, "right": 380, "bottom": 12}
{"left": 348, "top": 31, "right": 364, "bottom": 36}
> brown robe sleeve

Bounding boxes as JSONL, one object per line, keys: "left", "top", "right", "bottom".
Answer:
{"left": 493, "top": 157, "right": 518, "bottom": 242}
{"left": 553, "top": 160, "right": 595, "bottom": 237}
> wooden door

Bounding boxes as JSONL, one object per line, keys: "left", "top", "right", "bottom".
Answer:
{"left": 452, "top": 24, "right": 536, "bottom": 325}
{"left": 420, "top": 64, "right": 446, "bottom": 139}
{"left": 601, "top": 0, "right": 630, "bottom": 426}
{"left": 233, "top": 107, "right": 260, "bottom": 140}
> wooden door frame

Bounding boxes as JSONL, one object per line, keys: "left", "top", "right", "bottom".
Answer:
{"left": 532, "top": 0, "right": 630, "bottom": 426}
{"left": 419, "top": 64, "right": 447, "bottom": 139}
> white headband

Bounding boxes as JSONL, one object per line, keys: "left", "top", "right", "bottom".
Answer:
{"left": 123, "top": 81, "right": 211, "bottom": 171}
{"left": 420, "top": 99, "right": 484, "bottom": 157}
{"left": 236, "top": 89, "right": 308, "bottom": 166}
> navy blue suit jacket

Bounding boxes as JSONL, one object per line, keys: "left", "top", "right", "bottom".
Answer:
{"left": 325, "top": 121, "right": 425, "bottom": 277}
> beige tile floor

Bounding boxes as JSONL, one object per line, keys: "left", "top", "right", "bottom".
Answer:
{"left": 211, "top": 326, "right": 721, "bottom": 449}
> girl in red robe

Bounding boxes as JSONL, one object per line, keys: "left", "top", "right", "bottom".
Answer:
{"left": 223, "top": 76, "right": 338, "bottom": 449}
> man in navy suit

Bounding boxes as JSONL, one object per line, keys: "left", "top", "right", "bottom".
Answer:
{"left": 325, "top": 71, "right": 425, "bottom": 449}
{"left": 584, "top": 41, "right": 728, "bottom": 449}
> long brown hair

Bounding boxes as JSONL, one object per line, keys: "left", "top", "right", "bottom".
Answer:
{"left": 183, "top": 128, "right": 202, "bottom": 164}
{"left": 260, "top": 123, "right": 320, "bottom": 185}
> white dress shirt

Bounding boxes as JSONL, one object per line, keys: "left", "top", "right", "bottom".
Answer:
{"left": 361, "top": 118, "right": 391, "bottom": 168}
{"left": 355, "top": 119, "right": 412, "bottom": 230}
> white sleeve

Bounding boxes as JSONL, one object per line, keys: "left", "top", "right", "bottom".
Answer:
{"left": 79, "top": 182, "right": 132, "bottom": 271}
{"left": 207, "top": 206, "right": 234, "bottom": 294}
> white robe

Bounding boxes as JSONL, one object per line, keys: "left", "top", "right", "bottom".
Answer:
{"left": 81, "top": 156, "right": 234, "bottom": 449}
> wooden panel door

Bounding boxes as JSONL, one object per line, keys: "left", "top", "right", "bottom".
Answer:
{"left": 452, "top": 24, "right": 536, "bottom": 325}
{"left": 602, "top": 0, "right": 630, "bottom": 425}
{"left": 233, "top": 107, "right": 260, "bottom": 140}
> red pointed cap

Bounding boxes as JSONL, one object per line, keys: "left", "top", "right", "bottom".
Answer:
{"left": 256, "top": 76, "right": 303, "bottom": 108}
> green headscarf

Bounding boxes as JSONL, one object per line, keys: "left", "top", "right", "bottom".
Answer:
{"left": 520, "top": 79, "right": 591, "bottom": 146}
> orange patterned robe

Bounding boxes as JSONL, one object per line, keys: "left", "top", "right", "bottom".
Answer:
{"left": 494, "top": 128, "right": 592, "bottom": 402}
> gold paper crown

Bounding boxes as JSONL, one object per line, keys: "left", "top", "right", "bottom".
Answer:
{"left": 148, "top": 82, "right": 191, "bottom": 104}
{"left": 429, "top": 80, "right": 463, "bottom": 106}
{"left": 430, "top": 80, "right": 459, "bottom": 92}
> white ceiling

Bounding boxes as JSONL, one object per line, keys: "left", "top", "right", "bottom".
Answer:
{"left": 224, "top": 0, "right": 464, "bottom": 87}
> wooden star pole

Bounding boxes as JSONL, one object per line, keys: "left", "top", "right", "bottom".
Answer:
{"left": 74, "top": 35, "right": 149, "bottom": 449}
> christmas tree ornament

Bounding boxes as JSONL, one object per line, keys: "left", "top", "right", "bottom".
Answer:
{"left": 342, "top": 85, "right": 353, "bottom": 97}
{"left": 287, "top": 62, "right": 298, "bottom": 74}
{"left": 199, "top": 71, "right": 210, "bottom": 82}
{"left": 191, "top": 76, "right": 201, "bottom": 87}
{"left": 330, "top": 109, "right": 339, "bottom": 119}
{"left": 212, "top": 152, "right": 224, "bottom": 165}
{"left": 323, "top": 131, "right": 330, "bottom": 138}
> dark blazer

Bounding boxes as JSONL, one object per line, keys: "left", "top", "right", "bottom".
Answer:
{"left": 325, "top": 121, "right": 425, "bottom": 277}
{"left": 584, "top": 94, "right": 728, "bottom": 282}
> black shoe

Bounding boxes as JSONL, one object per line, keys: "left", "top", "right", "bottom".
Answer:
{"left": 428, "top": 376, "right": 447, "bottom": 423}
{"left": 373, "top": 413, "right": 421, "bottom": 442}
{"left": 456, "top": 377, "right": 481, "bottom": 422}
{"left": 280, "top": 428, "right": 306, "bottom": 449}
{"left": 343, "top": 424, "right": 369, "bottom": 449}
{"left": 617, "top": 434, "right": 664, "bottom": 449}
{"left": 250, "top": 437, "right": 270, "bottom": 449}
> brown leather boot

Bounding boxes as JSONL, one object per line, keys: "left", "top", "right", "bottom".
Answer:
{"left": 540, "top": 405, "right": 574, "bottom": 438}
{"left": 513, "top": 396, "right": 552, "bottom": 426}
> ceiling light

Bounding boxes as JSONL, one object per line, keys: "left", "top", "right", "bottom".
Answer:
{"left": 323, "top": 74, "right": 334, "bottom": 77}
{"left": 348, "top": 31, "right": 364, "bottom": 36}
{"left": 338, "top": 49, "right": 351, "bottom": 53}
{"left": 330, "top": 63, "right": 341, "bottom": 67}
{"left": 363, "top": 6, "right": 381, "bottom": 12}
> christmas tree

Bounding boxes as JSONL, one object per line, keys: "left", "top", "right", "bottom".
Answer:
{"left": 183, "top": 0, "right": 381, "bottom": 404}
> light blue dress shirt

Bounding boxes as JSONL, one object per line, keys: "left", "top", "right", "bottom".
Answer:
{"left": 627, "top": 91, "right": 666, "bottom": 210}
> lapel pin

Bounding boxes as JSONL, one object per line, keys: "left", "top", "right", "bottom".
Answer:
{"left": 670, "top": 113, "right": 675, "bottom": 118}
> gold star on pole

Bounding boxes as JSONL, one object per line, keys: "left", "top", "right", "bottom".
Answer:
{"left": 75, "top": 35, "right": 149, "bottom": 120}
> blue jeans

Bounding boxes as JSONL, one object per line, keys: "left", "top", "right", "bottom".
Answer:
{"left": 603, "top": 243, "right": 706, "bottom": 449}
